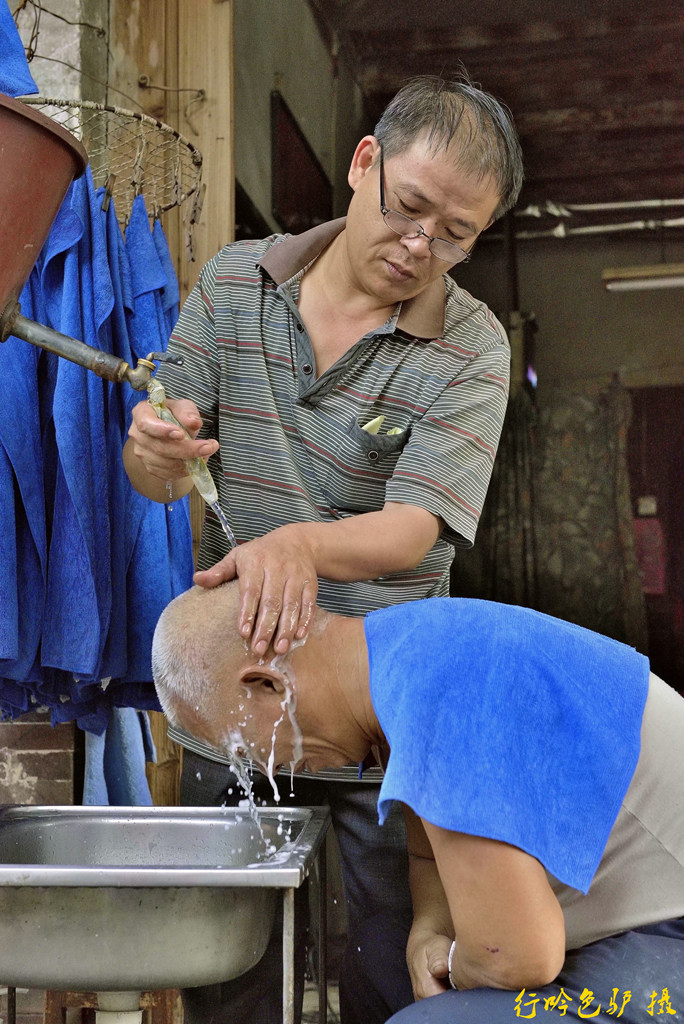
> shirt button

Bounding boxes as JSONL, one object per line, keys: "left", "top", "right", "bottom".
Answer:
{"left": 302, "top": 363, "right": 313, "bottom": 375}
{"left": 368, "top": 450, "right": 379, "bottom": 462}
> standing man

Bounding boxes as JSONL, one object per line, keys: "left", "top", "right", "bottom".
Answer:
{"left": 124, "top": 73, "right": 523, "bottom": 1024}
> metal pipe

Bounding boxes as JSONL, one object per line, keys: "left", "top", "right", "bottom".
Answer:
{"left": 318, "top": 839, "right": 328, "bottom": 1024}
{"left": 283, "top": 887, "right": 295, "bottom": 1024}
{"left": 517, "top": 198, "right": 684, "bottom": 218}
{"left": 486, "top": 215, "right": 684, "bottom": 244}
{"left": 515, "top": 216, "right": 684, "bottom": 241}
{"left": 564, "top": 198, "right": 684, "bottom": 213}
{"left": 96, "top": 991, "right": 143, "bottom": 1023}
{"left": 0, "top": 301, "right": 156, "bottom": 391}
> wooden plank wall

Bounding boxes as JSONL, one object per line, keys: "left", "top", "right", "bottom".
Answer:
{"left": 108, "top": 0, "right": 235, "bottom": 805}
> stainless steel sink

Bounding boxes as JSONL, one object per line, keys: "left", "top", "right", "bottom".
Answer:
{"left": 0, "top": 805, "right": 329, "bottom": 991}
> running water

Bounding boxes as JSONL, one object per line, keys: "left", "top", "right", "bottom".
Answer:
{"left": 213, "top": 640, "right": 308, "bottom": 856}
{"left": 211, "top": 499, "right": 238, "bottom": 550}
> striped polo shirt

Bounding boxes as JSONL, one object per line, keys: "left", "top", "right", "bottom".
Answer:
{"left": 157, "top": 218, "right": 510, "bottom": 779}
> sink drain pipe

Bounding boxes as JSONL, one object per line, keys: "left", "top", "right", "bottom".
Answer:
{"left": 95, "top": 991, "right": 143, "bottom": 1023}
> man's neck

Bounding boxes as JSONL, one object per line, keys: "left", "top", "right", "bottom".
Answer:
{"left": 310, "top": 233, "right": 395, "bottom": 316}
{"left": 320, "top": 614, "right": 384, "bottom": 752}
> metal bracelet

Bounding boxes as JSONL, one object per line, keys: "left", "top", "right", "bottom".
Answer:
{"left": 448, "top": 939, "right": 458, "bottom": 990}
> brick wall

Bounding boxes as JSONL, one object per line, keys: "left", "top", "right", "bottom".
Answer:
{"left": 0, "top": 713, "right": 75, "bottom": 805}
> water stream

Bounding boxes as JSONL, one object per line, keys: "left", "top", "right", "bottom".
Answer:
{"left": 210, "top": 499, "right": 238, "bottom": 549}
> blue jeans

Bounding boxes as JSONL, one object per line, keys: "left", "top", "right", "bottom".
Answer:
{"left": 179, "top": 750, "right": 414, "bottom": 1024}
{"left": 386, "top": 918, "right": 684, "bottom": 1024}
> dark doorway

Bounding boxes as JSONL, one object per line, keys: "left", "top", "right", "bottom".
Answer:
{"left": 627, "top": 386, "right": 684, "bottom": 694}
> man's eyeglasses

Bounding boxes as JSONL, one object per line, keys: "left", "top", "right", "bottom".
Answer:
{"left": 379, "top": 147, "right": 471, "bottom": 265}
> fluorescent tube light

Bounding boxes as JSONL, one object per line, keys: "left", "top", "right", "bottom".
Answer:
{"left": 602, "top": 263, "right": 684, "bottom": 292}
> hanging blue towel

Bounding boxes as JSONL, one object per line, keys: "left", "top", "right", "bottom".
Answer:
{"left": 0, "top": 4, "right": 38, "bottom": 96}
{"left": 0, "top": 444, "right": 19, "bottom": 662}
{"left": 0, "top": 171, "right": 193, "bottom": 736}
{"left": 82, "top": 707, "right": 156, "bottom": 805}
{"left": 119, "top": 193, "right": 194, "bottom": 692}
{"left": 124, "top": 194, "right": 168, "bottom": 360}
{"left": 153, "top": 217, "right": 180, "bottom": 337}
{"left": 367, "top": 598, "right": 650, "bottom": 894}
{"left": 40, "top": 168, "right": 114, "bottom": 681}
{"left": 0, "top": 272, "right": 47, "bottom": 684}
{"left": 97, "top": 191, "right": 139, "bottom": 684}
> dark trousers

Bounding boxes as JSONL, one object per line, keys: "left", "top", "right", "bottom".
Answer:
{"left": 386, "top": 917, "right": 684, "bottom": 1024}
{"left": 179, "top": 750, "right": 414, "bottom": 1024}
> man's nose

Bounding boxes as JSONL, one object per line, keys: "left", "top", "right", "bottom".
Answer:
{"left": 400, "top": 233, "right": 432, "bottom": 257}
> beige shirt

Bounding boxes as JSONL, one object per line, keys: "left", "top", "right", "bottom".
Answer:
{"left": 549, "top": 672, "right": 684, "bottom": 949}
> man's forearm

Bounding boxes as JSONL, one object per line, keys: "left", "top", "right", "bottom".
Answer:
{"left": 294, "top": 501, "right": 443, "bottom": 582}
{"left": 408, "top": 851, "right": 454, "bottom": 936}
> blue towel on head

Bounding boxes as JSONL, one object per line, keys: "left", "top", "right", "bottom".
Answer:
{"left": 83, "top": 707, "right": 156, "bottom": 805}
{"left": 0, "top": 4, "right": 38, "bottom": 96}
{"left": 366, "top": 598, "right": 650, "bottom": 894}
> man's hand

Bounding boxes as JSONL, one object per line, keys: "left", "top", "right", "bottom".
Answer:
{"left": 193, "top": 523, "right": 318, "bottom": 656}
{"left": 194, "top": 502, "right": 441, "bottom": 655}
{"left": 406, "top": 925, "right": 453, "bottom": 1000}
{"left": 125, "top": 396, "right": 219, "bottom": 490}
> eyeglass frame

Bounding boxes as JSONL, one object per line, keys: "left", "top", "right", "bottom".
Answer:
{"left": 378, "top": 146, "right": 472, "bottom": 265}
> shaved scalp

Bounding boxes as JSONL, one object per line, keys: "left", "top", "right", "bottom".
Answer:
{"left": 151, "top": 582, "right": 248, "bottom": 727}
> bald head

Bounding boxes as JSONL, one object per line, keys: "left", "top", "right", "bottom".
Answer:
{"left": 152, "top": 583, "right": 375, "bottom": 775}
{"left": 152, "top": 582, "right": 251, "bottom": 736}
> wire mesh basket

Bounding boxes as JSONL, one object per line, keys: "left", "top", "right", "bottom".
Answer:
{"left": 21, "top": 96, "right": 203, "bottom": 225}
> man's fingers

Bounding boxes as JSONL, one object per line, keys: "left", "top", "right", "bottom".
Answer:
{"left": 236, "top": 576, "right": 264, "bottom": 641}
{"left": 128, "top": 397, "right": 219, "bottom": 478}
{"left": 295, "top": 579, "right": 318, "bottom": 639}
{"left": 426, "top": 946, "right": 449, "bottom": 979}
{"left": 193, "top": 552, "right": 238, "bottom": 590}
{"left": 251, "top": 590, "right": 284, "bottom": 656}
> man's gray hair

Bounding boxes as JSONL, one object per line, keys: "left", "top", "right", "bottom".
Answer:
{"left": 151, "top": 583, "right": 247, "bottom": 729}
{"left": 374, "top": 72, "right": 524, "bottom": 220}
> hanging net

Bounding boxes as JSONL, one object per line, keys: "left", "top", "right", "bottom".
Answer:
{"left": 21, "top": 96, "right": 203, "bottom": 225}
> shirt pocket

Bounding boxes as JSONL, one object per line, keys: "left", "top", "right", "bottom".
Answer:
{"left": 324, "top": 414, "right": 410, "bottom": 513}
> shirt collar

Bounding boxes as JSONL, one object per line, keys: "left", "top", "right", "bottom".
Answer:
{"left": 258, "top": 218, "right": 446, "bottom": 340}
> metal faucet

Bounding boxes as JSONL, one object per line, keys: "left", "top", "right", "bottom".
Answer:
{"left": 0, "top": 297, "right": 181, "bottom": 390}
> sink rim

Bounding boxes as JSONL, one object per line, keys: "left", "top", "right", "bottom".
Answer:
{"left": 0, "top": 804, "right": 330, "bottom": 889}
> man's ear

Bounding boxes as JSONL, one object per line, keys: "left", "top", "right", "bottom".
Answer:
{"left": 348, "top": 135, "right": 380, "bottom": 191}
{"left": 238, "top": 665, "right": 288, "bottom": 698}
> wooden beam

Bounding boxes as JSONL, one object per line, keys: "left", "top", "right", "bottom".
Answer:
{"left": 515, "top": 101, "right": 684, "bottom": 134}
{"left": 519, "top": 168, "right": 684, "bottom": 206}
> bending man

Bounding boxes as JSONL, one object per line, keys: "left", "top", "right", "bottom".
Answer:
{"left": 153, "top": 583, "right": 684, "bottom": 1024}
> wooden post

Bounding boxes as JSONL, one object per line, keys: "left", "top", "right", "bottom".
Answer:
{"left": 107, "top": 0, "right": 236, "bottom": 809}
{"left": 167, "top": 0, "right": 235, "bottom": 299}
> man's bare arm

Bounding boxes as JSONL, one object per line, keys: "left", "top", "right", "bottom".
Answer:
{"left": 403, "top": 806, "right": 455, "bottom": 1000}
{"left": 194, "top": 501, "right": 443, "bottom": 655}
{"left": 422, "top": 819, "right": 566, "bottom": 992}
